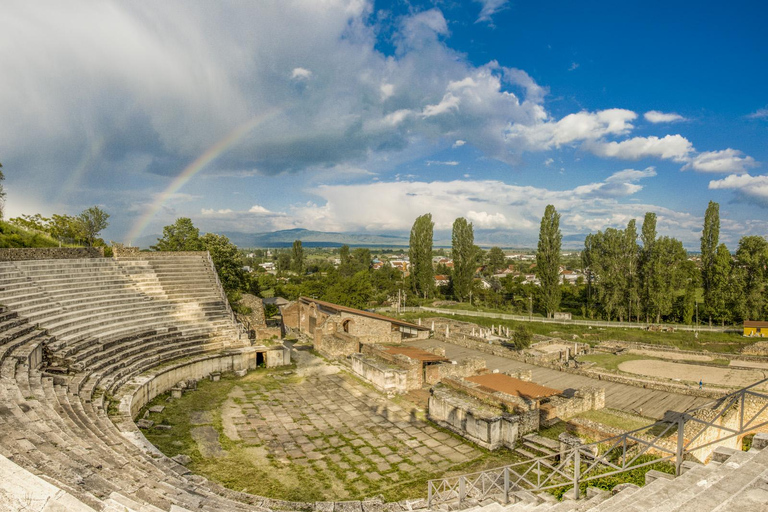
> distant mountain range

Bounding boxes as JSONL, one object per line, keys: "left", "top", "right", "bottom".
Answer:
{"left": 134, "top": 227, "right": 590, "bottom": 250}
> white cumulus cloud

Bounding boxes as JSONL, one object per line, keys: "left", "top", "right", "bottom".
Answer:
{"left": 684, "top": 149, "right": 758, "bottom": 174}
{"left": 644, "top": 111, "right": 686, "bottom": 123}
{"left": 709, "top": 174, "right": 768, "bottom": 207}
{"left": 587, "top": 135, "right": 693, "bottom": 162}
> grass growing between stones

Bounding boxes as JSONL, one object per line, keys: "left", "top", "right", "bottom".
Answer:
{"left": 137, "top": 366, "right": 527, "bottom": 503}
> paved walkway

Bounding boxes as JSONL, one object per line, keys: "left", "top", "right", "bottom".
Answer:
{"left": 407, "top": 339, "right": 712, "bottom": 419}
{"left": 218, "top": 358, "right": 485, "bottom": 500}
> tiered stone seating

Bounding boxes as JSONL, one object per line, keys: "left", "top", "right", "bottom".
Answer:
{"left": 0, "top": 253, "right": 265, "bottom": 510}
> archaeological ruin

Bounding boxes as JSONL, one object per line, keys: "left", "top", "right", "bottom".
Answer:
{"left": 0, "top": 248, "right": 767, "bottom": 511}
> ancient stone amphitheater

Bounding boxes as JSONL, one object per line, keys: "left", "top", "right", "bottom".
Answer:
{"left": 0, "top": 250, "right": 765, "bottom": 511}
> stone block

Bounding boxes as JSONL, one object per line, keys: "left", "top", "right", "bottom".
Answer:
{"left": 136, "top": 419, "right": 154, "bottom": 429}
{"left": 171, "top": 388, "right": 183, "bottom": 399}
{"left": 148, "top": 405, "right": 165, "bottom": 414}
{"left": 172, "top": 454, "right": 192, "bottom": 465}
{"left": 752, "top": 432, "right": 768, "bottom": 451}
{"left": 235, "top": 369, "right": 248, "bottom": 377}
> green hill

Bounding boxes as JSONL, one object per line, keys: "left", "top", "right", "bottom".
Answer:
{"left": 0, "top": 221, "right": 65, "bottom": 248}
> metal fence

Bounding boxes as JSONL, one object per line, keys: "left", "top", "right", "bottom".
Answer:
{"left": 382, "top": 306, "right": 732, "bottom": 333}
{"left": 427, "top": 377, "right": 768, "bottom": 506}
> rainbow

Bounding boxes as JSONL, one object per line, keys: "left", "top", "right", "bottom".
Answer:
{"left": 126, "top": 108, "right": 281, "bottom": 244}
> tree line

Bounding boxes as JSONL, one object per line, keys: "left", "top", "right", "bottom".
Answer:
{"left": 407, "top": 201, "right": 767, "bottom": 324}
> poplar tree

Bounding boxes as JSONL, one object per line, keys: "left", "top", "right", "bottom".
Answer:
{"left": 639, "top": 212, "right": 657, "bottom": 321}
{"left": 536, "top": 204, "right": 562, "bottom": 318}
{"left": 409, "top": 213, "right": 434, "bottom": 299}
{"left": 291, "top": 240, "right": 304, "bottom": 274}
{"left": 451, "top": 217, "right": 475, "bottom": 301}
{"left": 701, "top": 201, "right": 720, "bottom": 325}
{"left": 624, "top": 219, "right": 639, "bottom": 322}
{"left": 736, "top": 235, "right": 768, "bottom": 320}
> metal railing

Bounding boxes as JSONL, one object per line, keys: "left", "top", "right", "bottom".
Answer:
{"left": 385, "top": 306, "right": 732, "bottom": 333}
{"left": 427, "top": 377, "right": 768, "bottom": 506}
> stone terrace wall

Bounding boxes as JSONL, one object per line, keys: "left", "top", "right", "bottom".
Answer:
{"left": 0, "top": 247, "right": 104, "bottom": 261}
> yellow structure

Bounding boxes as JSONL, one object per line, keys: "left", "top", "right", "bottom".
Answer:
{"left": 743, "top": 321, "right": 768, "bottom": 337}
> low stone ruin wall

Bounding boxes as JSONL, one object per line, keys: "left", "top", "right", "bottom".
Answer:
{"left": 0, "top": 247, "right": 105, "bottom": 261}
{"left": 425, "top": 357, "right": 487, "bottom": 385}
{"left": 540, "top": 387, "right": 605, "bottom": 426}
{"left": 428, "top": 386, "right": 538, "bottom": 450}
{"left": 350, "top": 354, "right": 410, "bottom": 394}
{"left": 314, "top": 331, "right": 360, "bottom": 358}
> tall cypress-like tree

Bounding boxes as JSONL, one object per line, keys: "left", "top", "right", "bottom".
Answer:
{"left": 536, "top": 204, "right": 562, "bottom": 318}
{"left": 291, "top": 240, "right": 304, "bottom": 274}
{"left": 701, "top": 201, "right": 720, "bottom": 325}
{"left": 736, "top": 235, "right": 768, "bottom": 321}
{"left": 451, "top": 217, "right": 475, "bottom": 302}
{"left": 409, "top": 213, "right": 434, "bottom": 299}
{"left": 639, "top": 212, "right": 657, "bottom": 321}
{"left": 624, "top": 219, "right": 639, "bottom": 322}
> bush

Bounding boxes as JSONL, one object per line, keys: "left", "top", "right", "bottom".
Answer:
{"left": 513, "top": 324, "right": 532, "bottom": 350}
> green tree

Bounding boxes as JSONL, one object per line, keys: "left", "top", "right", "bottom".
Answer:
{"left": 513, "top": 324, "right": 532, "bottom": 350}
{"left": 709, "top": 244, "right": 733, "bottom": 325}
{"left": 646, "top": 237, "right": 687, "bottom": 323}
{"left": 276, "top": 252, "right": 291, "bottom": 274}
{"left": 77, "top": 206, "right": 110, "bottom": 247}
{"left": 339, "top": 244, "right": 351, "bottom": 276}
{"left": 291, "top": 240, "right": 304, "bottom": 274}
{"left": 624, "top": 219, "right": 639, "bottom": 321}
{"left": 452, "top": 217, "right": 476, "bottom": 302}
{"left": 200, "top": 232, "right": 247, "bottom": 297}
{"left": 409, "top": 213, "right": 434, "bottom": 299}
{"left": 735, "top": 235, "right": 768, "bottom": 320}
{"left": 152, "top": 218, "right": 203, "bottom": 251}
{"left": 49, "top": 214, "right": 82, "bottom": 244}
{"left": 487, "top": 246, "right": 507, "bottom": 274}
{"left": 701, "top": 201, "right": 720, "bottom": 325}
{"left": 639, "top": 212, "right": 657, "bottom": 321}
{"left": 536, "top": 205, "right": 562, "bottom": 318}
{"left": 351, "top": 248, "right": 372, "bottom": 271}
{"left": 581, "top": 234, "right": 596, "bottom": 318}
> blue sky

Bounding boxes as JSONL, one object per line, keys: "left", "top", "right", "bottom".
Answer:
{"left": 1, "top": 0, "right": 766, "bottom": 248}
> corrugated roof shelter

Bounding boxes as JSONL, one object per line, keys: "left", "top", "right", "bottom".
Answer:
{"left": 465, "top": 373, "right": 561, "bottom": 400}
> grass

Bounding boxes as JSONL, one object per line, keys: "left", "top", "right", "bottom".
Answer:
{"left": 398, "top": 311, "right": 747, "bottom": 354}
{"left": 0, "top": 221, "right": 65, "bottom": 248}
{"left": 576, "top": 408, "right": 656, "bottom": 432}
{"left": 576, "top": 353, "right": 658, "bottom": 372}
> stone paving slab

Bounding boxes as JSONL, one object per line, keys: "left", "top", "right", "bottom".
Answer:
{"left": 228, "top": 369, "right": 483, "bottom": 498}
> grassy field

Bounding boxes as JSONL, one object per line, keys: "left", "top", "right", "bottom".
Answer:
{"left": 398, "top": 311, "right": 748, "bottom": 354}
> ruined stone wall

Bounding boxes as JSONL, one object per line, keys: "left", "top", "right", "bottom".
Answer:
{"left": 539, "top": 387, "right": 605, "bottom": 426}
{"left": 428, "top": 387, "right": 537, "bottom": 450}
{"left": 440, "top": 376, "right": 534, "bottom": 413}
{"left": 340, "top": 312, "right": 390, "bottom": 341}
{"left": 281, "top": 302, "right": 299, "bottom": 330}
{"left": 315, "top": 331, "right": 360, "bottom": 358}
{"left": 360, "top": 344, "right": 423, "bottom": 388}
{"left": 265, "top": 347, "right": 291, "bottom": 367}
{"left": 350, "top": 354, "right": 409, "bottom": 394}
{"left": 0, "top": 247, "right": 104, "bottom": 261}
{"left": 424, "top": 357, "right": 487, "bottom": 385}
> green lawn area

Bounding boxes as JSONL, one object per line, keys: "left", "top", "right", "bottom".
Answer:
{"left": 398, "top": 311, "right": 747, "bottom": 354}
{"left": 576, "top": 408, "right": 656, "bottom": 432}
{"left": 576, "top": 353, "right": 657, "bottom": 372}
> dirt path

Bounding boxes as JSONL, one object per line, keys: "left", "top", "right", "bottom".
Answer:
{"left": 618, "top": 359, "right": 768, "bottom": 388}
{"left": 628, "top": 349, "right": 713, "bottom": 362}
